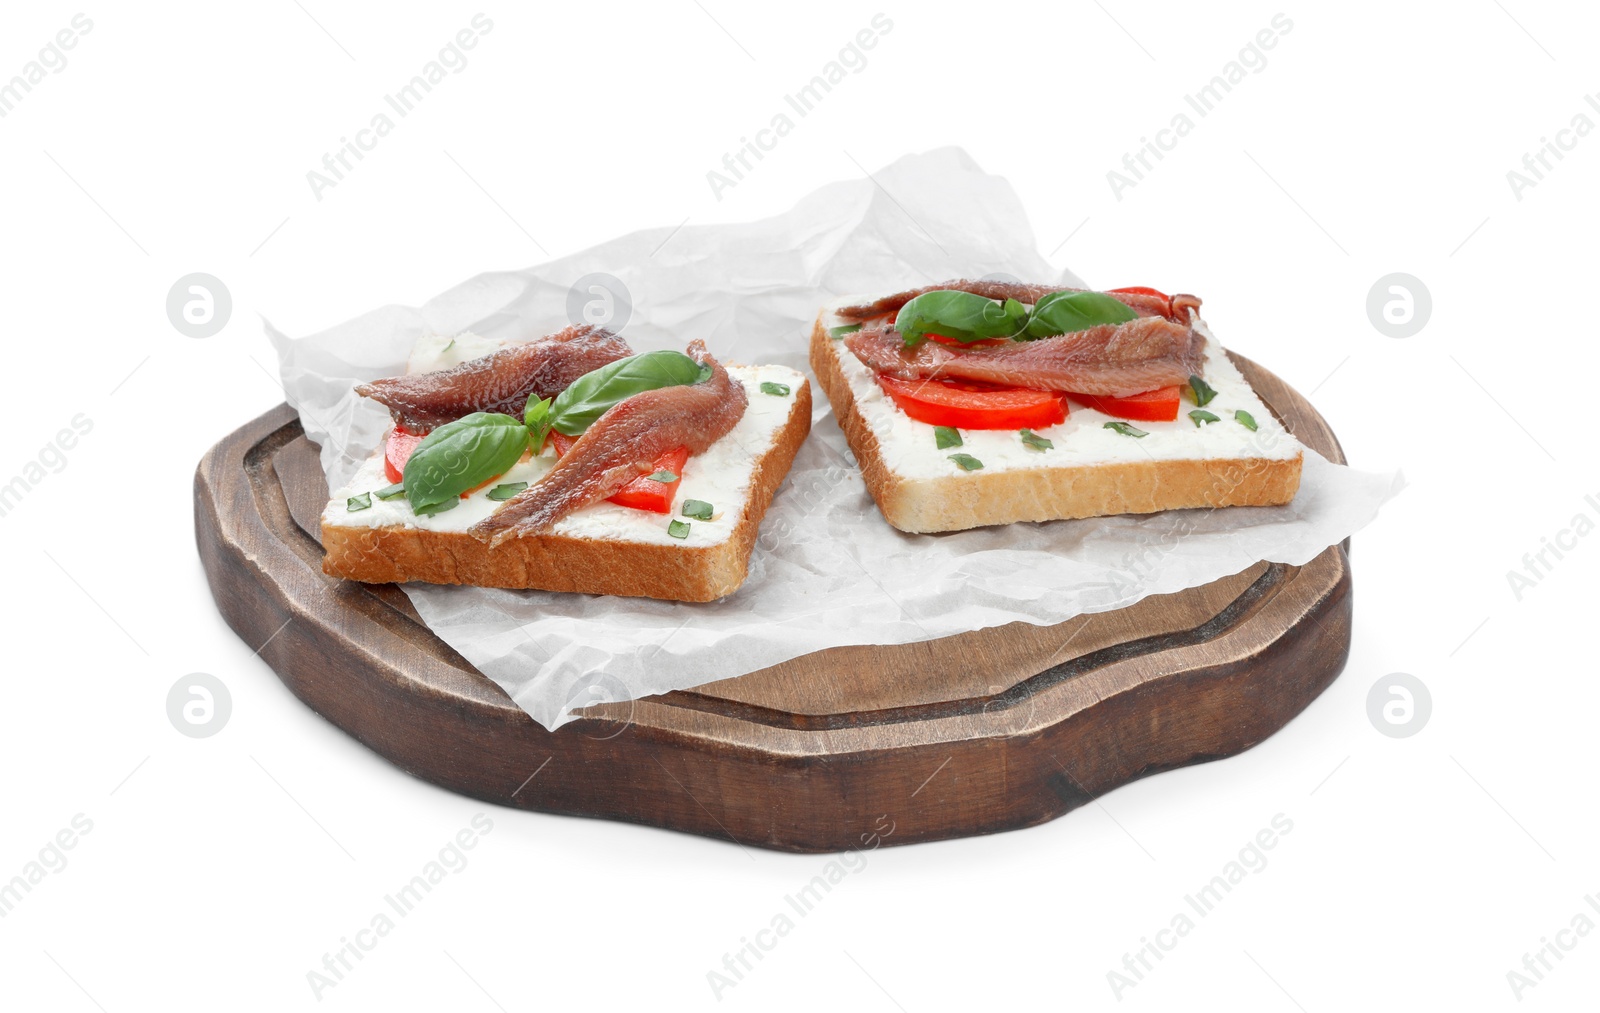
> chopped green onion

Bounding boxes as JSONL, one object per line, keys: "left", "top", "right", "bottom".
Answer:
{"left": 346, "top": 492, "right": 372, "bottom": 512}
{"left": 415, "top": 497, "right": 460, "bottom": 517}
{"left": 1189, "top": 375, "right": 1217, "bottom": 407}
{"left": 948, "top": 453, "right": 984, "bottom": 471}
{"left": 1234, "top": 409, "right": 1259, "bottom": 432}
{"left": 375, "top": 483, "right": 407, "bottom": 500}
{"left": 487, "top": 482, "right": 528, "bottom": 501}
{"left": 1104, "top": 421, "right": 1148, "bottom": 438}
{"left": 759, "top": 381, "right": 791, "bottom": 397}
{"left": 668, "top": 519, "right": 691, "bottom": 539}
{"left": 1020, "top": 429, "right": 1053, "bottom": 451}
{"left": 828, "top": 324, "right": 862, "bottom": 339}
{"left": 647, "top": 470, "right": 678, "bottom": 483}
{"left": 934, "top": 426, "right": 962, "bottom": 450}
{"left": 443, "top": 338, "right": 456, "bottom": 352}
{"left": 1188, "top": 410, "right": 1220, "bottom": 427}
{"left": 681, "top": 499, "right": 714, "bottom": 521}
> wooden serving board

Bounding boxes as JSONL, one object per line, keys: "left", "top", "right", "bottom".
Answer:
{"left": 195, "top": 354, "right": 1351, "bottom": 853}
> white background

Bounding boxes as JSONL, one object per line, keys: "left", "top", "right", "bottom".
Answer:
{"left": 1, "top": 1, "right": 1595, "bottom": 1009}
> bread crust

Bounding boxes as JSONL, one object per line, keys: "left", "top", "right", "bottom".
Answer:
{"left": 320, "top": 379, "right": 812, "bottom": 601}
{"left": 809, "top": 315, "right": 1300, "bottom": 533}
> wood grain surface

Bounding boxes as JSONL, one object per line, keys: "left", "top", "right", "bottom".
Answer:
{"left": 194, "top": 353, "right": 1352, "bottom": 852}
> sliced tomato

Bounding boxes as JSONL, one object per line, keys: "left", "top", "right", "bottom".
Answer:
{"left": 608, "top": 446, "right": 690, "bottom": 513}
{"left": 383, "top": 427, "right": 424, "bottom": 483}
{"left": 1108, "top": 286, "right": 1172, "bottom": 317}
{"left": 877, "top": 375, "right": 1067, "bottom": 430}
{"left": 1068, "top": 385, "right": 1183, "bottom": 422}
{"left": 547, "top": 433, "right": 689, "bottom": 514}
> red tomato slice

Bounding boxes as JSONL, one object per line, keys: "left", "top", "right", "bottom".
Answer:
{"left": 608, "top": 446, "right": 690, "bottom": 513}
{"left": 547, "top": 433, "right": 689, "bottom": 514}
{"left": 1068, "top": 385, "right": 1183, "bottom": 422}
{"left": 384, "top": 428, "right": 424, "bottom": 483}
{"left": 877, "top": 375, "right": 1067, "bottom": 430}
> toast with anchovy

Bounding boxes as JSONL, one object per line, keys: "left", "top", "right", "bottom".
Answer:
{"left": 810, "top": 282, "right": 1301, "bottom": 533}
{"left": 320, "top": 331, "right": 810, "bottom": 601}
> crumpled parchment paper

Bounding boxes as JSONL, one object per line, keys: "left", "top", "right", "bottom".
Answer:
{"left": 269, "top": 147, "right": 1403, "bottom": 730}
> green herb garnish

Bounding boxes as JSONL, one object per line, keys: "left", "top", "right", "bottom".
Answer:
{"left": 346, "top": 492, "right": 372, "bottom": 512}
{"left": 759, "top": 381, "right": 791, "bottom": 397}
{"left": 1188, "top": 410, "right": 1220, "bottom": 427}
{"left": 1235, "top": 409, "right": 1259, "bottom": 432}
{"left": 487, "top": 482, "right": 528, "bottom": 501}
{"left": 523, "top": 395, "right": 553, "bottom": 453}
{"left": 1020, "top": 429, "right": 1053, "bottom": 451}
{"left": 1188, "top": 375, "right": 1217, "bottom": 407}
{"left": 667, "top": 519, "right": 691, "bottom": 539}
{"left": 375, "top": 483, "right": 406, "bottom": 500}
{"left": 1023, "top": 291, "right": 1138, "bottom": 339}
{"left": 403, "top": 412, "right": 530, "bottom": 516}
{"left": 895, "top": 290, "right": 1028, "bottom": 347}
{"left": 1104, "top": 421, "right": 1148, "bottom": 438}
{"left": 948, "top": 453, "right": 984, "bottom": 471}
{"left": 681, "top": 499, "right": 714, "bottom": 521}
{"left": 525, "top": 350, "right": 711, "bottom": 451}
{"left": 415, "top": 497, "right": 460, "bottom": 517}
{"left": 647, "top": 470, "right": 678, "bottom": 483}
{"left": 828, "top": 324, "right": 862, "bottom": 339}
{"left": 934, "top": 426, "right": 962, "bottom": 449}
{"left": 443, "top": 338, "right": 456, "bottom": 352}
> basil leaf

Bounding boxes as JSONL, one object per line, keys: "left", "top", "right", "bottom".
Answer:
{"left": 647, "top": 470, "right": 678, "bottom": 483}
{"left": 524, "top": 395, "right": 553, "bottom": 454}
{"left": 760, "top": 381, "right": 791, "bottom": 397}
{"left": 1023, "top": 291, "right": 1138, "bottom": 339}
{"left": 1188, "top": 374, "right": 1218, "bottom": 407}
{"left": 1235, "top": 409, "right": 1259, "bottom": 432}
{"left": 667, "top": 519, "right": 691, "bottom": 539}
{"left": 1020, "top": 428, "right": 1053, "bottom": 451}
{"left": 828, "top": 324, "right": 862, "bottom": 339}
{"left": 487, "top": 482, "right": 528, "bottom": 501}
{"left": 681, "top": 499, "right": 714, "bottom": 520}
{"left": 346, "top": 492, "right": 372, "bottom": 512}
{"left": 375, "top": 483, "right": 406, "bottom": 500}
{"left": 415, "top": 497, "right": 460, "bottom": 517}
{"left": 933, "top": 425, "right": 962, "bottom": 449}
{"left": 547, "top": 350, "right": 710, "bottom": 437}
{"left": 948, "top": 452, "right": 984, "bottom": 471}
{"left": 895, "top": 291, "right": 1029, "bottom": 346}
{"left": 1189, "top": 409, "right": 1220, "bottom": 427}
{"left": 403, "top": 412, "right": 529, "bottom": 513}
{"left": 1104, "top": 421, "right": 1148, "bottom": 438}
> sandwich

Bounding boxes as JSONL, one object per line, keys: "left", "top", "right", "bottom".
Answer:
{"left": 809, "top": 280, "right": 1302, "bottom": 533}
{"left": 320, "top": 325, "right": 811, "bottom": 601}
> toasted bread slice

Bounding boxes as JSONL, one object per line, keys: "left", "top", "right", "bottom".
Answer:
{"left": 320, "top": 353, "right": 811, "bottom": 601}
{"left": 810, "top": 303, "right": 1301, "bottom": 533}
